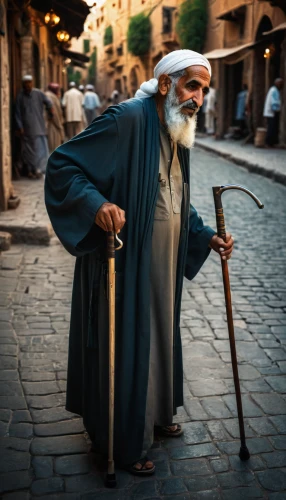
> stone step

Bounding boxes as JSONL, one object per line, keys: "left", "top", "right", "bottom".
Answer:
{"left": 0, "top": 231, "right": 12, "bottom": 251}
{"left": 0, "top": 224, "right": 53, "bottom": 246}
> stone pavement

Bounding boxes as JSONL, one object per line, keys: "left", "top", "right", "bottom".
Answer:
{"left": 0, "top": 148, "right": 286, "bottom": 499}
{"left": 195, "top": 136, "right": 286, "bottom": 186}
{"left": 0, "top": 179, "right": 53, "bottom": 245}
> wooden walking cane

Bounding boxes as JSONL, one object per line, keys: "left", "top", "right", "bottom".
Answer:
{"left": 105, "top": 231, "right": 123, "bottom": 488}
{"left": 212, "top": 184, "right": 264, "bottom": 461}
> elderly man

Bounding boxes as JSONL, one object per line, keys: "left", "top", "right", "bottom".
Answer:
{"left": 15, "top": 75, "right": 53, "bottom": 178}
{"left": 45, "top": 50, "right": 234, "bottom": 475}
{"left": 45, "top": 83, "right": 65, "bottom": 152}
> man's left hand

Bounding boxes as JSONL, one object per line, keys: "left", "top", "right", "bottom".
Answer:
{"left": 210, "top": 232, "right": 234, "bottom": 260}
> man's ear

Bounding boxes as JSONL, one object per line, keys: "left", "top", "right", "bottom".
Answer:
{"left": 158, "top": 74, "right": 171, "bottom": 96}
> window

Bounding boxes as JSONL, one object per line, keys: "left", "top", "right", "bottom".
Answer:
{"left": 162, "top": 7, "right": 173, "bottom": 34}
{"left": 83, "top": 39, "right": 90, "bottom": 53}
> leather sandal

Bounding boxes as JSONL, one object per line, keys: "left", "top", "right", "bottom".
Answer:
{"left": 156, "top": 423, "right": 183, "bottom": 437}
{"left": 125, "top": 456, "right": 155, "bottom": 476}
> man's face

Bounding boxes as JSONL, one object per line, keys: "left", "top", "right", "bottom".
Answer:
{"left": 23, "top": 80, "right": 33, "bottom": 93}
{"left": 174, "top": 65, "right": 211, "bottom": 117}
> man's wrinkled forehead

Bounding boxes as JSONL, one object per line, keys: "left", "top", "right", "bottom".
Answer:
{"left": 178, "top": 65, "right": 211, "bottom": 86}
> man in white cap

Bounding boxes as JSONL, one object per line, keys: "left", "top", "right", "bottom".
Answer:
{"left": 83, "top": 84, "right": 101, "bottom": 125}
{"left": 15, "top": 75, "right": 53, "bottom": 178}
{"left": 45, "top": 50, "right": 234, "bottom": 475}
{"left": 62, "top": 82, "right": 85, "bottom": 139}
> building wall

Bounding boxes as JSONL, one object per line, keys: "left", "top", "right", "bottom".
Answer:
{"left": 0, "top": 2, "right": 12, "bottom": 211}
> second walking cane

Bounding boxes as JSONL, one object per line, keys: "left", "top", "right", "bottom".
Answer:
{"left": 212, "top": 184, "right": 264, "bottom": 461}
{"left": 106, "top": 231, "right": 123, "bottom": 488}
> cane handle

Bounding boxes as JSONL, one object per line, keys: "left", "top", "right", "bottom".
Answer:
{"left": 107, "top": 232, "right": 115, "bottom": 259}
{"left": 215, "top": 208, "right": 227, "bottom": 242}
{"left": 115, "top": 234, "right": 123, "bottom": 250}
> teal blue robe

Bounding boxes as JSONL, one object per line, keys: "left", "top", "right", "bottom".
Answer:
{"left": 45, "top": 97, "right": 215, "bottom": 464}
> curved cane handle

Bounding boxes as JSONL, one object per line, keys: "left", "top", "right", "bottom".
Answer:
{"left": 115, "top": 234, "right": 123, "bottom": 251}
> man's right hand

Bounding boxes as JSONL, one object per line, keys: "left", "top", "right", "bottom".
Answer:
{"left": 95, "top": 202, "right": 126, "bottom": 233}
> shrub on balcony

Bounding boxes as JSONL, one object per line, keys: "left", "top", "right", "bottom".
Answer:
{"left": 176, "top": 0, "right": 208, "bottom": 53}
{"left": 104, "top": 26, "right": 113, "bottom": 46}
{"left": 127, "top": 13, "right": 151, "bottom": 56}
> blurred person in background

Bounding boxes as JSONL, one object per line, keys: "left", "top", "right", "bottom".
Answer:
{"left": 62, "top": 82, "right": 84, "bottom": 139}
{"left": 204, "top": 81, "right": 216, "bottom": 135}
{"left": 111, "top": 89, "right": 120, "bottom": 105}
{"left": 263, "top": 77, "right": 284, "bottom": 147}
{"left": 79, "top": 84, "right": 85, "bottom": 94}
{"left": 83, "top": 84, "right": 101, "bottom": 125}
{"left": 45, "top": 83, "right": 65, "bottom": 152}
{"left": 235, "top": 83, "right": 248, "bottom": 137}
{"left": 15, "top": 75, "right": 53, "bottom": 178}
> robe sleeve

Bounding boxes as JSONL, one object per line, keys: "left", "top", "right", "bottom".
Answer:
{"left": 45, "top": 112, "right": 118, "bottom": 257}
{"left": 184, "top": 204, "right": 216, "bottom": 281}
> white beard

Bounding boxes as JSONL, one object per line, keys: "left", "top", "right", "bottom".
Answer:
{"left": 164, "top": 83, "right": 197, "bottom": 149}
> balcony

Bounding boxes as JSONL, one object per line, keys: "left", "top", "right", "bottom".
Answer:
{"left": 161, "top": 31, "right": 179, "bottom": 50}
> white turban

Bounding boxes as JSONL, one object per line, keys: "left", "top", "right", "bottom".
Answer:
{"left": 22, "top": 75, "right": 33, "bottom": 82}
{"left": 135, "top": 49, "right": 212, "bottom": 99}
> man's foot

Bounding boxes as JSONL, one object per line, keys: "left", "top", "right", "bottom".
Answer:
{"left": 155, "top": 423, "right": 183, "bottom": 437}
{"left": 125, "top": 456, "right": 155, "bottom": 476}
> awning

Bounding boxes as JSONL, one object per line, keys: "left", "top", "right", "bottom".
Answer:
{"left": 61, "top": 49, "right": 90, "bottom": 63}
{"left": 30, "top": 0, "right": 90, "bottom": 38}
{"left": 263, "top": 22, "right": 286, "bottom": 36}
{"left": 216, "top": 2, "right": 252, "bottom": 21}
{"left": 204, "top": 42, "right": 254, "bottom": 60}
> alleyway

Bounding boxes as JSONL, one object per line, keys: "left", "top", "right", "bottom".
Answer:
{"left": 0, "top": 148, "right": 286, "bottom": 499}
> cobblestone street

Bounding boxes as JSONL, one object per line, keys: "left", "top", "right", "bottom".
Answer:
{"left": 0, "top": 149, "right": 286, "bottom": 499}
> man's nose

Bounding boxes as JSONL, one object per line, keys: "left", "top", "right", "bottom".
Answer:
{"left": 192, "top": 89, "right": 204, "bottom": 108}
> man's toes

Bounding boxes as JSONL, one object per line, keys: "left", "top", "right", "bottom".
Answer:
{"left": 144, "top": 460, "right": 154, "bottom": 470}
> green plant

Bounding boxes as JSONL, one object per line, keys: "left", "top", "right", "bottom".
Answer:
{"left": 176, "top": 0, "right": 208, "bottom": 53}
{"left": 67, "top": 66, "right": 82, "bottom": 86}
{"left": 88, "top": 47, "right": 97, "bottom": 84}
{"left": 104, "top": 26, "right": 113, "bottom": 46}
{"left": 127, "top": 13, "right": 151, "bottom": 56}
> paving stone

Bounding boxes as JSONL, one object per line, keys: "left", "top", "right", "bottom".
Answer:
{"left": 2, "top": 492, "right": 29, "bottom": 500}
{"left": 0, "top": 410, "right": 11, "bottom": 422}
{"left": 0, "top": 396, "right": 27, "bottom": 410}
{"left": 152, "top": 459, "right": 171, "bottom": 479}
{"left": 265, "top": 376, "right": 286, "bottom": 393}
{"left": 0, "top": 382, "right": 23, "bottom": 397}
{"left": 217, "top": 471, "right": 255, "bottom": 489}
{"left": 0, "top": 437, "right": 30, "bottom": 452}
{"left": 0, "top": 470, "right": 32, "bottom": 492}
{"left": 9, "top": 423, "right": 33, "bottom": 439}
{"left": 20, "top": 371, "right": 55, "bottom": 382}
{"left": 189, "top": 379, "right": 229, "bottom": 397}
{"left": 11, "top": 410, "right": 32, "bottom": 424}
{"left": 185, "top": 475, "right": 218, "bottom": 492}
{"left": 248, "top": 417, "right": 278, "bottom": 436}
{"left": 54, "top": 454, "right": 91, "bottom": 475}
{"left": 26, "top": 393, "right": 65, "bottom": 409}
{"left": 0, "top": 345, "right": 17, "bottom": 356}
{"left": 251, "top": 393, "right": 286, "bottom": 415}
{"left": 31, "top": 435, "right": 88, "bottom": 455}
{"left": 130, "top": 480, "right": 158, "bottom": 499}
{"left": 206, "top": 421, "right": 230, "bottom": 441}
{"left": 201, "top": 398, "right": 232, "bottom": 419}
{"left": 22, "top": 382, "right": 60, "bottom": 395}
{"left": 170, "top": 443, "right": 219, "bottom": 460}
{"left": 269, "top": 436, "right": 286, "bottom": 450}
{"left": 242, "top": 379, "right": 272, "bottom": 392}
{"left": 31, "top": 407, "right": 79, "bottom": 424}
{"left": 268, "top": 493, "right": 286, "bottom": 500}
{"left": 229, "top": 455, "right": 264, "bottom": 471}
{"left": 65, "top": 473, "right": 103, "bottom": 492}
{"left": 265, "top": 349, "right": 286, "bottom": 362}
{"left": 210, "top": 458, "right": 229, "bottom": 473}
{"left": 170, "top": 458, "right": 212, "bottom": 476}
{"left": 160, "top": 478, "right": 188, "bottom": 495}
{"left": 221, "top": 486, "right": 264, "bottom": 499}
{"left": 32, "top": 456, "right": 53, "bottom": 478}
{"left": 0, "top": 356, "right": 17, "bottom": 370}
{"left": 222, "top": 419, "right": 255, "bottom": 439}
{"left": 0, "top": 450, "right": 30, "bottom": 472}
{"left": 34, "top": 419, "right": 84, "bottom": 437}
{"left": 223, "top": 395, "right": 263, "bottom": 417}
{"left": 256, "top": 469, "right": 286, "bottom": 491}
{"left": 181, "top": 422, "right": 211, "bottom": 445}
{"left": 0, "top": 371, "right": 18, "bottom": 382}
{"left": 0, "top": 421, "right": 8, "bottom": 436}
{"left": 269, "top": 416, "right": 286, "bottom": 434}
{"left": 262, "top": 451, "right": 286, "bottom": 468}
{"left": 31, "top": 477, "right": 64, "bottom": 496}
{"left": 183, "top": 398, "right": 209, "bottom": 420}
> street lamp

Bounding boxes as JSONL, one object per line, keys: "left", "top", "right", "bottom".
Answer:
{"left": 57, "top": 30, "right": 70, "bottom": 42}
{"left": 44, "top": 9, "right": 60, "bottom": 27}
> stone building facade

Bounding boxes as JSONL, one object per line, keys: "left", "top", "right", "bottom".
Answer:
{"left": 203, "top": 0, "right": 286, "bottom": 143}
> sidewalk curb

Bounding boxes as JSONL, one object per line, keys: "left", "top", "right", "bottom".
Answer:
{"left": 196, "top": 141, "right": 286, "bottom": 186}
{"left": 0, "top": 223, "right": 53, "bottom": 245}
